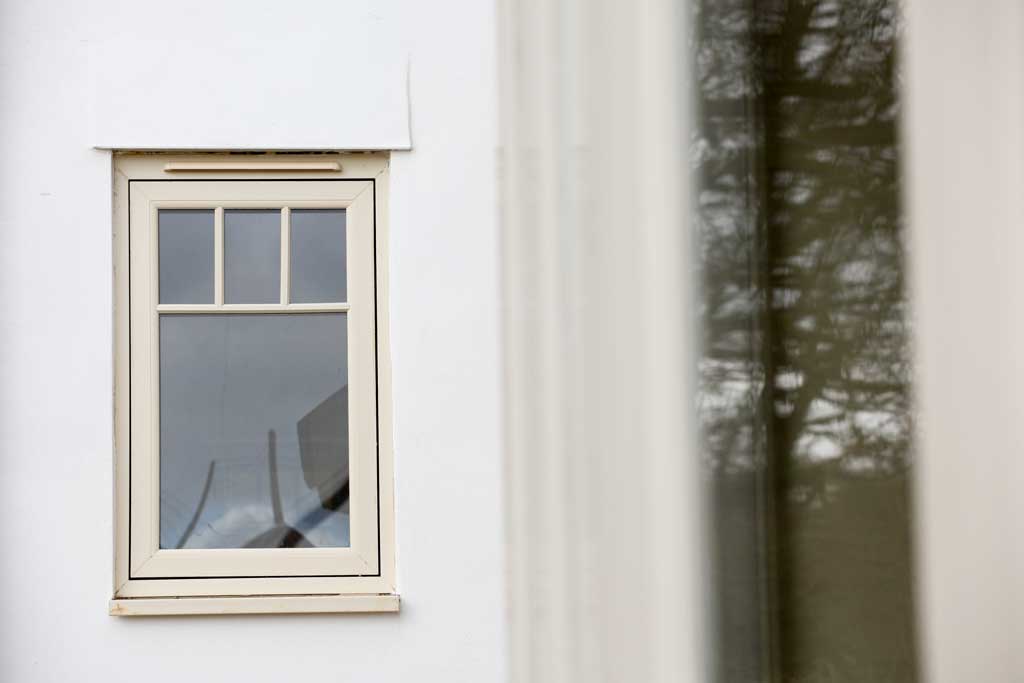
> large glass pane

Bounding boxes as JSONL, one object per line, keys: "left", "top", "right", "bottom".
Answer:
{"left": 159, "top": 313, "right": 349, "bottom": 549}
{"left": 159, "top": 209, "right": 214, "bottom": 304}
{"left": 290, "top": 209, "right": 347, "bottom": 303}
{"left": 225, "top": 209, "right": 280, "bottom": 304}
{"left": 694, "top": 1, "right": 916, "bottom": 681}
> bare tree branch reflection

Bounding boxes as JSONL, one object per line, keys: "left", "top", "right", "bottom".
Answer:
{"left": 695, "top": 1, "right": 917, "bottom": 681}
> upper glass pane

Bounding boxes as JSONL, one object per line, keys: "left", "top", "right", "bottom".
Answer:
{"left": 290, "top": 209, "right": 347, "bottom": 303}
{"left": 159, "top": 209, "right": 214, "bottom": 304}
{"left": 225, "top": 209, "right": 280, "bottom": 304}
{"left": 159, "top": 313, "right": 349, "bottom": 549}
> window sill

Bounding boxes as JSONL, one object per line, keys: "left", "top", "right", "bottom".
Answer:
{"left": 109, "top": 593, "right": 400, "bottom": 616}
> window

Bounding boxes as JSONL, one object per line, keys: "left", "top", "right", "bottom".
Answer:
{"left": 112, "top": 154, "right": 396, "bottom": 615}
{"left": 692, "top": 3, "right": 915, "bottom": 680}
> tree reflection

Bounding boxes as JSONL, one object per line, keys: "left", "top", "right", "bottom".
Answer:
{"left": 694, "top": 1, "right": 917, "bottom": 681}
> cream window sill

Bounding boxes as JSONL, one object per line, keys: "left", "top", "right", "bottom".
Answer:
{"left": 109, "top": 593, "right": 400, "bottom": 616}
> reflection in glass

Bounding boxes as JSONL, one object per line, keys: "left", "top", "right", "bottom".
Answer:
{"left": 694, "top": 1, "right": 916, "bottom": 681}
{"left": 158, "top": 210, "right": 214, "bottom": 304}
{"left": 290, "top": 209, "right": 347, "bottom": 303}
{"left": 225, "top": 209, "right": 280, "bottom": 304}
{"left": 159, "top": 313, "right": 349, "bottom": 549}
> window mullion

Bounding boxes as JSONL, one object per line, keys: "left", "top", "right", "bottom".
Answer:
{"left": 280, "top": 207, "right": 291, "bottom": 304}
{"left": 214, "top": 206, "right": 224, "bottom": 306}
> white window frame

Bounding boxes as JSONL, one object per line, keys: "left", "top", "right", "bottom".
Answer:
{"left": 111, "top": 154, "right": 396, "bottom": 615}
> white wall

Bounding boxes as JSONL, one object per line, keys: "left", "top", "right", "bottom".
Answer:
{"left": 905, "top": 1, "right": 1024, "bottom": 679}
{"left": 0, "top": 2, "right": 506, "bottom": 681}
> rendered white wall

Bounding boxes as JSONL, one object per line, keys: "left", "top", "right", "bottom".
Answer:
{"left": 905, "top": 1, "right": 1024, "bottom": 680}
{"left": 0, "top": 1, "right": 505, "bottom": 681}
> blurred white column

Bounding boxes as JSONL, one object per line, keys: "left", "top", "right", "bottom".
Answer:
{"left": 905, "top": 2, "right": 1024, "bottom": 680}
{"left": 498, "top": 1, "right": 707, "bottom": 682}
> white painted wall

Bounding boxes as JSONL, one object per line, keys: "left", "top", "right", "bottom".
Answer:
{"left": 905, "top": 1, "right": 1024, "bottom": 679}
{"left": 0, "top": 2, "right": 505, "bottom": 681}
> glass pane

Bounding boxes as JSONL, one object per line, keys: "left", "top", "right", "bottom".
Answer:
{"left": 159, "top": 313, "right": 349, "bottom": 549}
{"left": 225, "top": 209, "right": 280, "bottom": 304}
{"left": 693, "top": 1, "right": 916, "bottom": 681}
{"left": 159, "top": 209, "right": 214, "bottom": 304}
{"left": 290, "top": 209, "right": 347, "bottom": 303}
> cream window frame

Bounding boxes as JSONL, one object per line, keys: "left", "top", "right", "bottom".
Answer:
{"left": 111, "top": 154, "right": 396, "bottom": 615}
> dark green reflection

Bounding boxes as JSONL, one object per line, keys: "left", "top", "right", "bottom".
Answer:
{"left": 694, "top": 1, "right": 917, "bottom": 681}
